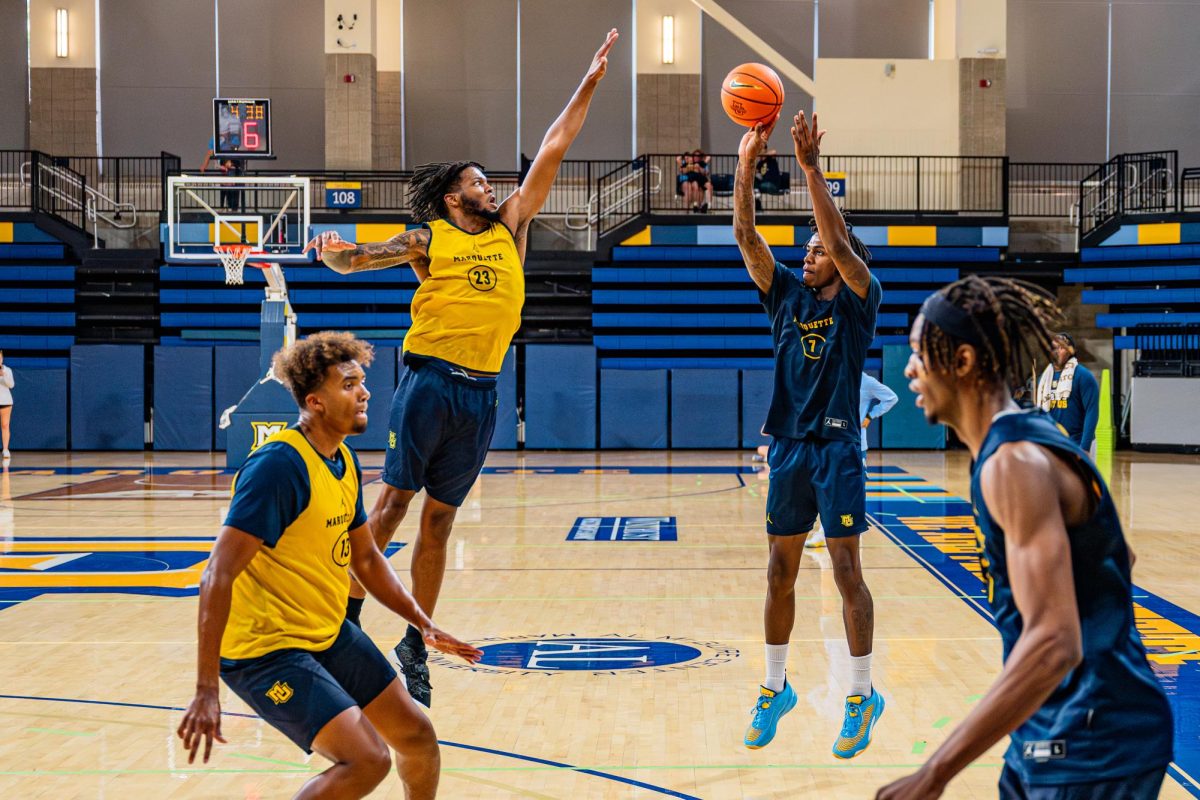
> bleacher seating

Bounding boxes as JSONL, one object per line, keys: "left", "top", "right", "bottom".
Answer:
{"left": 0, "top": 222, "right": 75, "bottom": 368}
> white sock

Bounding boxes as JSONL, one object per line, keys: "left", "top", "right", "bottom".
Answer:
{"left": 849, "top": 653, "right": 872, "bottom": 697}
{"left": 765, "top": 643, "right": 788, "bottom": 692}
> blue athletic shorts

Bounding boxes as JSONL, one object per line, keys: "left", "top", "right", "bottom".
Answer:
{"left": 998, "top": 764, "right": 1166, "bottom": 800}
{"left": 220, "top": 620, "right": 397, "bottom": 753}
{"left": 382, "top": 357, "right": 498, "bottom": 507}
{"left": 765, "top": 436, "right": 868, "bottom": 537}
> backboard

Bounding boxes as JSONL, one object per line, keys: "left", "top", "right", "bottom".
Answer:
{"left": 167, "top": 175, "right": 311, "bottom": 261}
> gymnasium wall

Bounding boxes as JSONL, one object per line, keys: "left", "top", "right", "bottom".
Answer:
{"left": 1007, "top": 0, "right": 1200, "bottom": 165}
{"left": 0, "top": 0, "right": 28, "bottom": 149}
{"left": 100, "top": 0, "right": 324, "bottom": 168}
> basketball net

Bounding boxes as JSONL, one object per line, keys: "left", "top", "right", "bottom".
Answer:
{"left": 215, "top": 243, "right": 254, "bottom": 285}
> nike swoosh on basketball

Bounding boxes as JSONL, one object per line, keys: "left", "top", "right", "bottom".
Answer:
{"left": 729, "top": 80, "right": 760, "bottom": 90}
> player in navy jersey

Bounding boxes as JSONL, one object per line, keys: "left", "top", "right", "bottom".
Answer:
{"left": 733, "top": 111, "right": 884, "bottom": 757}
{"left": 877, "top": 276, "right": 1173, "bottom": 799}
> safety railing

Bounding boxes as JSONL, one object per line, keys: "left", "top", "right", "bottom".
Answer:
{"left": 1180, "top": 167, "right": 1200, "bottom": 212}
{"left": 1009, "top": 162, "right": 1102, "bottom": 218}
{"left": 1080, "top": 150, "right": 1178, "bottom": 239}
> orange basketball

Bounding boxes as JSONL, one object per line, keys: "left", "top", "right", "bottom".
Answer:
{"left": 721, "top": 63, "right": 784, "bottom": 127}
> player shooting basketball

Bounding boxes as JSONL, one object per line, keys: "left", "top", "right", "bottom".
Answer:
{"left": 303, "top": 28, "right": 619, "bottom": 709}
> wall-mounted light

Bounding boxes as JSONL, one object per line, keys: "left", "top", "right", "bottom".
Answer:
{"left": 661, "top": 15, "right": 674, "bottom": 65}
{"left": 55, "top": 8, "right": 69, "bottom": 59}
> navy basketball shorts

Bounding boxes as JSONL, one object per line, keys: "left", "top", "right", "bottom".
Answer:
{"left": 220, "top": 620, "right": 398, "bottom": 753}
{"left": 382, "top": 359, "right": 498, "bottom": 507}
{"left": 998, "top": 763, "right": 1166, "bottom": 800}
{"left": 765, "top": 435, "right": 868, "bottom": 537}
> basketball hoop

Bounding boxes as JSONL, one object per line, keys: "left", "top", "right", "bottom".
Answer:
{"left": 215, "top": 243, "right": 254, "bottom": 285}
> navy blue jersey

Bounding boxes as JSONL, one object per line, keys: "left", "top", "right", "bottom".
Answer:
{"left": 761, "top": 263, "right": 881, "bottom": 442}
{"left": 1047, "top": 363, "right": 1099, "bottom": 451}
{"left": 970, "top": 410, "right": 1172, "bottom": 785}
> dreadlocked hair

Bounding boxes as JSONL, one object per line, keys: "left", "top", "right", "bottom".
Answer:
{"left": 272, "top": 331, "right": 375, "bottom": 408}
{"left": 920, "top": 275, "right": 1064, "bottom": 392}
{"left": 807, "top": 215, "right": 872, "bottom": 264}
{"left": 407, "top": 161, "right": 484, "bottom": 223}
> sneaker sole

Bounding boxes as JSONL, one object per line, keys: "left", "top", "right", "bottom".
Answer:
{"left": 387, "top": 648, "right": 432, "bottom": 710}
{"left": 831, "top": 696, "right": 885, "bottom": 759}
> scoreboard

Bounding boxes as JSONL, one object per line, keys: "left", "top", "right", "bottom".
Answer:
{"left": 213, "top": 98, "right": 273, "bottom": 159}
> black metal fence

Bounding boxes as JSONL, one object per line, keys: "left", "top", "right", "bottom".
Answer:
{"left": 1181, "top": 168, "right": 1200, "bottom": 212}
{"left": 1009, "top": 162, "right": 1101, "bottom": 218}
{"left": 1080, "top": 150, "right": 1178, "bottom": 238}
{"left": 636, "top": 153, "right": 1008, "bottom": 217}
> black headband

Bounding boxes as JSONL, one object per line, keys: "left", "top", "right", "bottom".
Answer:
{"left": 920, "top": 293, "right": 984, "bottom": 347}
{"left": 1054, "top": 332, "right": 1075, "bottom": 349}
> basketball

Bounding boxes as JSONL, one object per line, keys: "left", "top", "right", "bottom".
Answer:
{"left": 721, "top": 63, "right": 784, "bottom": 127}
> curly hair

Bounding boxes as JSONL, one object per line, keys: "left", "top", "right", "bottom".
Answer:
{"left": 272, "top": 332, "right": 375, "bottom": 408}
{"left": 807, "top": 214, "right": 873, "bottom": 264}
{"left": 919, "top": 275, "right": 1063, "bottom": 392}
{"left": 408, "top": 161, "right": 484, "bottom": 223}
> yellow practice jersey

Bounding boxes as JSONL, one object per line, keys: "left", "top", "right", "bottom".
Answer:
{"left": 403, "top": 218, "right": 524, "bottom": 373}
{"left": 220, "top": 429, "right": 362, "bottom": 660}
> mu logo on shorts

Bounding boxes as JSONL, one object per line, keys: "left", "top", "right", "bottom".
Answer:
{"left": 266, "top": 680, "right": 294, "bottom": 705}
{"left": 251, "top": 421, "right": 288, "bottom": 451}
{"left": 841, "top": 514, "right": 855, "bottom": 527}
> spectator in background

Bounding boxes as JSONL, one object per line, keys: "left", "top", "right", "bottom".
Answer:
{"left": 859, "top": 373, "right": 898, "bottom": 462}
{"left": 0, "top": 349, "right": 12, "bottom": 460}
{"left": 677, "top": 149, "right": 712, "bottom": 213}
{"left": 754, "top": 149, "right": 783, "bottom": 210}
{"left": 1036, "top": 332, "right": 1099, "bottom": 453}
{"left": 218, "top": 157, "right": 246, "bottom": 212}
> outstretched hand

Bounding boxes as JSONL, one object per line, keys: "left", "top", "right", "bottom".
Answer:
{"left": 302, "top": 231, "right": 357, "bottom": 262}
{"left": 791, "top": 110, "right": 825, "bottom": 171}
{"left": 738, "top": 115, "right": 780, "bottom": 164}
{"left": 585, "top": 29, "right": 620, "bottom": 84}
{"left": 423, "top": 625, "right": 484, "bottom": 664}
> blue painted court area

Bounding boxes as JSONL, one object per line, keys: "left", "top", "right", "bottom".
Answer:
{"left": 868, "top": 490, "right": 1200, "bottom": 798}
{"left": 567, "top": 516, "right": 678, "bottom": 541}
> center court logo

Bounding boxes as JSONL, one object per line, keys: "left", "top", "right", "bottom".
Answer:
{"left": 429, "top": 633, "right": 738, "bottom": 677}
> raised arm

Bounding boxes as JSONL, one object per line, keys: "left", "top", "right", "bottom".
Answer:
{"left": 177, "top": 526, "right": 263, "bottom": 764}
{"left": 876, "top": 443, "right": 1083, "bottom": 800}
{"left": 500, "top": 28, "right": 619, "bottom": 241}
{"left": 791, "top": 111, "right": 872, "bottom": 298}
{"left": 303, "top": 228, "right": 431, "bottom": 281}
{"left": 734, "top": 119, "right": 779, "bottom": 294}
{"left": 347, "top": 523, "right": 482, "bottom": 663}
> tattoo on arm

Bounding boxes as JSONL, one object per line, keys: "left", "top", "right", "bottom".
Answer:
{"left": 733, "top": 164, "right": 775, "bottom": 293}
{"left": 348, "top": 229, "right": 430, "bottom": 273}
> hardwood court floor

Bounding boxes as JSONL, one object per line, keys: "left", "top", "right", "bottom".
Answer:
{"left": 0, "top": 449, "right": 1197, "bottom": 799}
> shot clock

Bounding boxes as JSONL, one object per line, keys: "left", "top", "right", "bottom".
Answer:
{"left": 213, "top": 98, "right": 273, "bottom": 159}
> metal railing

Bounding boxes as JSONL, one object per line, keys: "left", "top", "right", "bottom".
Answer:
{"left": 1009, "top": 162, "right": 1101, "bottom": 218}
{"left": 1080, "top": 150, "right": 1178, "bottom": 238}
{"left": 597, "top": 159, "right": 654, "bottom": 237}
{"left": 1180, "top": 168, "right": 1200, "bottom": 211}
{"left": 27, "top": 152, "right": 88, "bottom": 231}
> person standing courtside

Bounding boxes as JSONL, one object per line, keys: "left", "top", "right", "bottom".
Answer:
{"left": 303, "top": 28, "right": 619, "bottom": 708}
{"left": 177, "top": 332, "right": 481, "bottom": 800}
{"left": 733, "top": 111, "right": 884, "bottom": 757}
{"left": 878, "top": 277, "right": 1172, "bottom": 800}
{"left": 1035, "top": 332, "right": 1099, "bottom": 454}
{"left": 0, "top": 349, "right": 13, "bottom": 460}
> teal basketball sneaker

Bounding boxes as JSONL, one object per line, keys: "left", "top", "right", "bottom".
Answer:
{"left": 743, "top": 681, "right": 797, "bottom": 749}
{"left": 832, "top": 688, "right": 884, "bottom": 758}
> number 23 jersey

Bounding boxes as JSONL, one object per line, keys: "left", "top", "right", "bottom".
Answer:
{"left": 403, "top": 218, "right": 525, "bottom": 373}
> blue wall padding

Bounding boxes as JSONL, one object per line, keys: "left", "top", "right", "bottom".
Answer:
{"left": 600, "top": 369, "right": 667, "bottom": 449}
{"left": 8, "top": 369, "right": 68, "bottom": 450}
{"left": 214, "top": 345, "right": 261, "bottom": 450}
{"left": 70, "top": 345, "right": 144, "bottom": 450}
{"left": 740, "top": 369, "right": 774, "bottom": 447}
{"left": 343, "top": 345, "right": 395, "bottom": 450}
{"left": 881, "top": 344, "right": 944, "bottom": 449}
{"left": 492, "top": 347, "right": 518, "bottom": 450}
{"left": 153, "top": 347, "right": 214, "bottom": 450}
{"left": 525, "top": 345, "right": 596, "bottom": 449}
{"left": 671, "top": 369, "right": 738, "bottom": 448}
